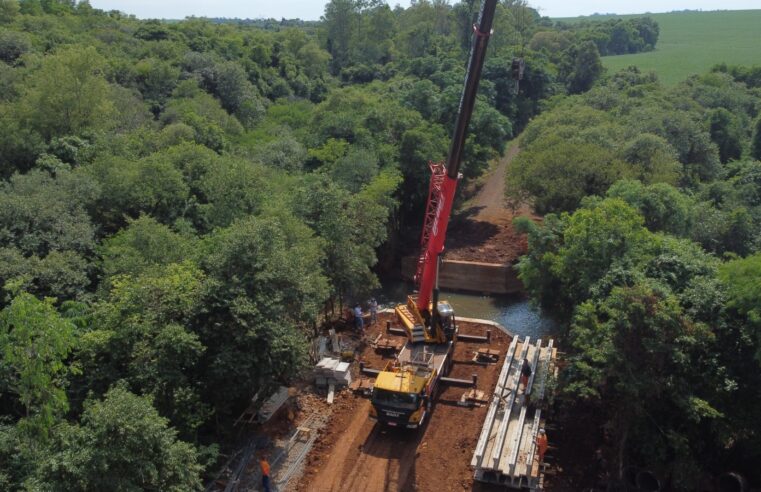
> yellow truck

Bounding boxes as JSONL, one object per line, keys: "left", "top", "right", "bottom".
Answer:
{"left": 370, "top": 332, "right": 454, "bottom": 429}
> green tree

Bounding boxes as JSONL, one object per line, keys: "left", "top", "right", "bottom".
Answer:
{"left": 255, "top": 135, "right": 307, "bottom": 173}
{"left": 0, "top": 0, "right": 19, "bottom": 24}
{"left": 719, "top": 253, "right": 761, "bottom": 362}
{"left": 34, "top": 385, "right": 203, "bottom": 491}
{"left": 508, "top": 138, "right": 629, "bottom": 213}
{"left": 162, "top": 81, "right": 243, "bottom": 151}
{"left": 99, "top": 215, "right": 193, "bottom": 282}
{"left": 0, "top": 30, "right": 31, "bottom": 63}
{"left": 515, "top": 198, "right": 655, "bottom": 317}
{"left": 89, "top": 262, "right": 209, "bottom": 437}
{"left": 606, "top": 180, "right": 693, "bottom": 236}
{"left": 211, "top": 61, "right": 265, "bottom": 128}
{"left": 196, "top": 157, "right": 271, "bottom": 230}
{"left": 196, "top": 213, "right": 328, "bottom": 415}
{"left": 87, "top": 154, "right": 189, "bottom": 231}
{"left": 134, "top": 58, "right": 180, "bottom": 112}
{"left": 292, "top": 172, "right": 397, "bottom": 304}
{"left": 620, "top": 133, "right": 681, "bottom": 185}
{"left": 567, "top": 283, "right": 720, "bottom": 484}
{"left": 322, "top": 0, "right": 357, "bottom": 73}
{"left": 751, "top": 115, "right": 761, "bottom": 160}
{"left": 356, "top": 2, "right": 396, "bottom": 65}
{"left": 327, "top": 146, "right": 379, "bottom": 192}
{"left": 0, "top": 248, "right": 90, "bottom": 305}
{"left": 561, "top": 41, "right": 603, "bottom": 94}
{"left": 0, "top": 292, "right": 76, "bottom": 438}
{"left": 0, "top": 168, "right": 98, "bottom": 258}
{"left": 708, "top": 108, "right": 743, "bottom": 163}
{"left": 20, "top": 46, "right": 114, "bottom": 140}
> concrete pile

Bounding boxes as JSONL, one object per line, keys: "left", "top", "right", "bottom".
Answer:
{"left": 314, "top": 357, "right": 352, "bottom": 388}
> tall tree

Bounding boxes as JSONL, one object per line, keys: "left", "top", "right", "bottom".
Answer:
{"left": 561, "top": 41, "right": 603, "bottom": 94}
{"left": 0, "top": 292, "right": 76, "bottom": 439}
{"left": 751, "top": 115, "right": 761, "bottom": 160}
{"left": 20, "top": 46, "right": 114, "bottom": 140}
{"left": 322, "top": 0, "right": 357, "bottom": 74}
{"left": 34, "top": 386, "right": 203, "bottom": 491}
{"left": 0, "top": 0, "right": 20, "bottom": 24}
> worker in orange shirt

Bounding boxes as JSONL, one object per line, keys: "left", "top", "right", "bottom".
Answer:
{"left": 536, "top": 428, "right": 548, "bottom": 464}
{"left": 259, "top": 454, "right": 271, "bottom": 492}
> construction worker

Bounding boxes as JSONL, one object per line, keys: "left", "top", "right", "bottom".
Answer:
{"left": 369, "top": 298, "right": 378, "bottom": 325}
{"left": 536, "top": 428, "right": 548, "bottom": 464}
{"left": 353, "top": 304, "right": 364, "bottom": 334}
{"left": 259, "top": 454, "right": 271, "bottom": 492}
{"left": 520, "top": 358, "right": 532, "bottom": 392}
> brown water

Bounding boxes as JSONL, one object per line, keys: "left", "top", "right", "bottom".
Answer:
{"left": 376, "top": 280, "right": 559, "bottom": 339}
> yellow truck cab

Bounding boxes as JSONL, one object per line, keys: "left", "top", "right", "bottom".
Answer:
{"left": 370, "top": 342, "right": 453, "bottom": 428}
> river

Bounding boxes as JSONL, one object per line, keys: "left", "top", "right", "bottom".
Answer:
{"left": 375, "top": 280, "right": 559, "bottom": 339}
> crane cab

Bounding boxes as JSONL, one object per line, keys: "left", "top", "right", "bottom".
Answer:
{"left": 395, "top": 296, "right": 457, "bottom": 344}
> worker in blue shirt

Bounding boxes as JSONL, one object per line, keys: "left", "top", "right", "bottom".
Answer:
{"left": 353, "top": 304, "right": 364, "bottom": 334}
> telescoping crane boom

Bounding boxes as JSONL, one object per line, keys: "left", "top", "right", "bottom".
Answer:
{"left": 369, "top": 0, "right": 498, "bottom": 430}
{"left": 397, "top": 0, "right": 498, "bottom": 344}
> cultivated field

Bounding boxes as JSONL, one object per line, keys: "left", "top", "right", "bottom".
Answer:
{"left": 561, "top": 10, "right": 761, "bottom": 85}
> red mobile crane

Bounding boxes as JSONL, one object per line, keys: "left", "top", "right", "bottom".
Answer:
{"left": 369, "top": 0, "right": 498, "bottom": 429}
{"left": 395, "top": 0, "right": 498, "bottom": 345}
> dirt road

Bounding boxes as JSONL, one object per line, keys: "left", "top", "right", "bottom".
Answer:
{"left": 446, "top": 145, "right": 533, "bottom": 264}
{"left": 296, "top": 317, "right": 510, "bottom": 492}
{"left": 467, "top": 145, "right": 521, "bottom": 222}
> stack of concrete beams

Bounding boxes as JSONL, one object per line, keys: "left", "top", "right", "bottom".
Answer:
{"left": 314, "top": 357, "right": 352, "bottom": 387}
{"left": 256, "top": 386, "right": 290, "bottom": 424}
{"left": 471, "top": 336, "right": 556, "bottom": 490}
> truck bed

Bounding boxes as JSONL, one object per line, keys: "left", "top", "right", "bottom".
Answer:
{"left": 396, "top": 342, "right": 452, "bottom": 375}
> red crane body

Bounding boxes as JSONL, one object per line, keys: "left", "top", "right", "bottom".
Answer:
{"left": 414, "top": 0, "right": 497, "bottom": 319}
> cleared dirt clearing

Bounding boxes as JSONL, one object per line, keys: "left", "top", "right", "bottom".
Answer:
{"left": 295, "top": 316, "right": 510, "bottom": 492}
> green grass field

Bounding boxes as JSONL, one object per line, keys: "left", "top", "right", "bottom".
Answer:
{"left": 560, "top": 10, "right": 761, "bottom": 85}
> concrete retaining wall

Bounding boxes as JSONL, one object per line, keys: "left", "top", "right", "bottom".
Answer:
{"left": 401, "top": 256, "right": 523, "bottom": 295}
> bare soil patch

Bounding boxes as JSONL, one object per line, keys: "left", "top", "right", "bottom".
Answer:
{"left": 447, "top": 146, "right": 536, "bottom": 265}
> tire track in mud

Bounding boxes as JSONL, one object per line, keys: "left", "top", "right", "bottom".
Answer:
{"left": 311, "top": 402, "right": 421, "bottom": 492}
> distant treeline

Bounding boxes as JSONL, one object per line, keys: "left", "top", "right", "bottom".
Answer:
{"left": 202, "top": 17, "right": 321, "bottom": 30}
{"left": 546, "top": 16, "right": 660, "bottom": 55}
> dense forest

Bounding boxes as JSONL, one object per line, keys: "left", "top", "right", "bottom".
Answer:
{"left": 1, "top": 0, "right": 758, "bottom": 489}
{"left": 510, "top": 67, "right": 761, "bottom": 484}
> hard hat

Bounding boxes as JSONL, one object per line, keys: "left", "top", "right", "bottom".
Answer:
{"left": 539, "top": 428, "right": 545, "bottom": 434}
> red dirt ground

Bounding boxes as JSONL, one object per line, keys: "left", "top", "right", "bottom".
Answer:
{"left": 292, "top": 313, "right": 511, "bottom": 492}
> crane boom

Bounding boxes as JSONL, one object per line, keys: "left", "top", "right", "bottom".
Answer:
{"left": 415, "top": 0, "right": 498, "bottom": 320}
